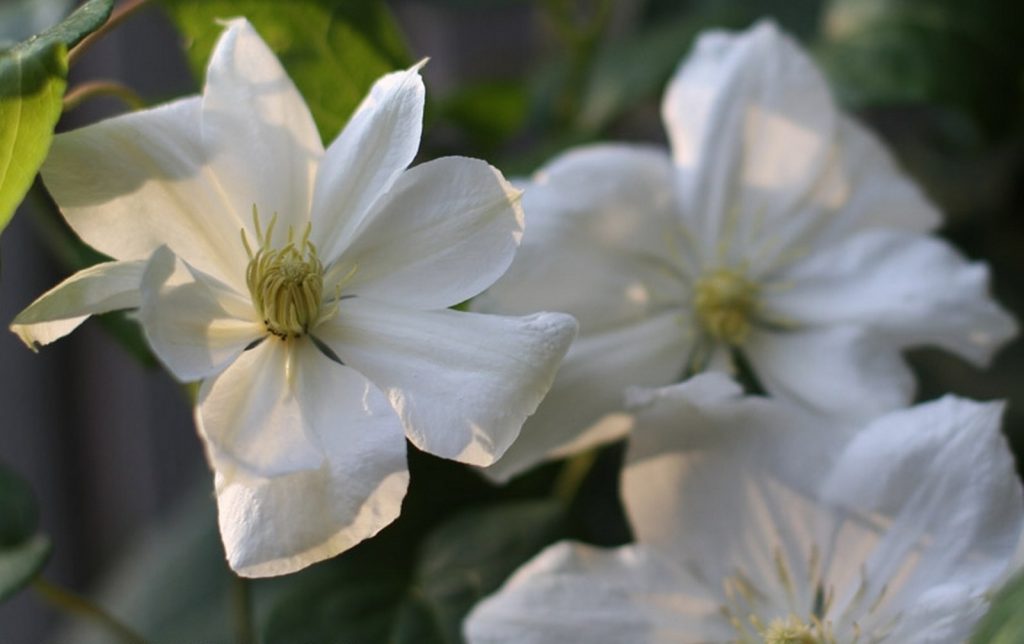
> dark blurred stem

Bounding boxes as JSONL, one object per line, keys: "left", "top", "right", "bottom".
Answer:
{"left": 63, "top": 80, "right": 145, "bottom": 112}
{"left": 543, "top": 0, "right": 614, "bottom": 130}
{"left": 553, "top": 449, "right": 598, "bottom": 504}
{"left": 231, "top": 574, "right": 255, "bottom": 644}
{"left": 32, "top": 577, "right": 149, "bottom": 644}
{"left": 68, "top": 0, "right": 153, "bottom": 66}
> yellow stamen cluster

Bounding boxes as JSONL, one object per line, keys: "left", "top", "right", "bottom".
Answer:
{"left": 693, "top": 268, "right": 759, "bottom": 345}
{"left": 761, "top": 616, "right": 834, "bottom": 644}
{"left": 242, "top": 207, "right": 324, "bottom": 339}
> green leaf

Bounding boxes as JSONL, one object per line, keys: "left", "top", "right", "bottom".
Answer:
{"left": 0, "top": 463, "right": 39, "bottom": 547}
{"left": 0, "top": 0, "right": 114, "bottom": 237}
{"left": 971, "top": 572, "right": 1024, "bottom": 643}
{"left": 264, "top": 500, "right": 568, "bottom": 644}
{"left": 159, "top": 0, "right": 411, "bottom": 142}
{"left": 0, "top": 533, "right": 52, "bottom": 603}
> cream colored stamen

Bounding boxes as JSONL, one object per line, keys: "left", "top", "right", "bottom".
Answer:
{"left": 693, "top": 268, "right": 759, "bottom": 345}
{"left": 242, "top": 207, "right": 324, "bottom": 339}
{"left": 761, "top": 616, "right": 835, "bottom": 644}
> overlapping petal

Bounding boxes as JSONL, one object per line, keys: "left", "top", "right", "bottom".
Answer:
{"left": 201, "top": 18, "right": 322, "bottom": 235}
{"left": 311, "top": 63, "right": 425, "bottom": 264}
{"left": 316, "top": 298, "right": 576, "bottom": 466}
{"left": 216, "top": 342, "right": 408, "bottom": 578}
{"left": 333, "top": 157, "right": 524, "bottom": 309}
{"left": 10, "top": 259, "right": 146, "bottom": 349}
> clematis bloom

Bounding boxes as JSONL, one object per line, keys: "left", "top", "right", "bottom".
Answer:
{"left": 11, "top": 18, "right": 576, "bottom": 576}
{"left": 465, "top": 374, "right": 1024, "bottom": 642}
{"left": 472, "top": 21, "right": 1016, "bottom": 481}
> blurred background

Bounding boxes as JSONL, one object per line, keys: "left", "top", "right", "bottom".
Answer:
{"left": 1, "top": 0, "right": 1023, "bottom": 641}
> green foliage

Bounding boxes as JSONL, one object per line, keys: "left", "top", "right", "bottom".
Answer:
{"left": 0, "top": 464, "right": 51, "bottom": 602}
{"left": 971, "top": 572, "right": 1024, "bottom": 643}
{"left": 263, "top": 500, "right": 567, "bottom": 643}
{"left": 0, "top": 0, "right": 114, "bottom": 238}
{"left": 159, "top": 0, "right": 411, "bottom": 142}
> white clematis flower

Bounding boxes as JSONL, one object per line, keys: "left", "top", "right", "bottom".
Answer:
{"left": 473, "top": 20, "right": 1017, "bottom": 481}
{"left": 11, "top": 18, "right": 576, "bottom": 576}
{"left": 465, "top": 373, "right": 1024, "bottom": 643}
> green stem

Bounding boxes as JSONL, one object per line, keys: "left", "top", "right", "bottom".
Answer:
{"left": 63, "top": 80, "right": 146, "bottom": 112}
{"left": 553, "top": 449, "right": 599, "bottom": 504}
{"left": 68, "top": 0, "right": 153, "bottom": 66}
{"left": 32, "top": 577, "right": 149, "bottom": 644}
{"left": 231, "top": 574, "right": 255, "bottom": 644}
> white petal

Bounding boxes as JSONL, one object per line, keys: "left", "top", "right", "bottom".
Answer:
{"left": 40, "top": 98, "right": 250, "bottom": 290}
{"left": 465, "top": 542, "right": 728, "bottom": 644}
{"left": 765, "top": 229, "right": 1017, "bottom": 366}
{"left": 330, "top": 157, "right": 523, "bottom": 309}
{"left": 821, "top": 397, "right": 1023, "bottom": 633}
{"left": 483, "top": 310, "right": 690, "bottom": 483}
{"left": 196, "top": 338, "right": 324, "bottom": 479}
{"left": 311, "top": 63, "right": 425, "bottom": 264}
{"left": 623, "top": 374, "right": 847, "bottom": 610}
{"left": 138, "top": 246, "right": 263, "bottom": 382}
{"left": 473, "top": 144, "right": 686, "bottom": 334}
{"left": 744, "top": 325, "right": 915, "bottom": 421}
{"left": 202, "top": 18, "right": 322, "bottom": 234}
{"left": 662, "top": 21, "right": 837, "bottom": 265}
{"left": 216, "top": 342, "right": 409, "bottom": 577}
{"left": 10, "top": 260, "right": 145, "bottom": 349}
{"left": 316, "top": 299, "right": 577, "bottom": 466}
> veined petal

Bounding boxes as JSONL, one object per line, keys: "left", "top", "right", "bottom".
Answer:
{"left": 744, "top": 325, "right": 915, "bottom": 421}
{"left": 331, "top": 157, "right": 523, "bottom": 309}
{"left": 483, "top": 310, "right": 690, "bottom": 483}
{"left": 216, "top": 342, "right": 408, "bottom": 577}
{"left": 765, "top": 229, "right": 1017, "bottom": 366}
{"left": 473, "top": 144, "right": 687, "bottom": 334}
{"left": 464, "top": 542, "right": 728, "bottom": 643}
{"left": 40, "top": 98, "right": 250, "bottom": 290}
{"left": 663, "top": 20, "right": 837, "bottom": 264}
{"left": 196, "top": 338, "right": 324, "bottom": 479}
{"left": 317, "top": 299, "right": 577, "bottom": 466}
{"left": 820, "top": 397, "right": 1023, "bottom": 636}
{"left": 311, "top": 63, "right": 425, "bottom": 265}
{"left": 10, "top": 259, "right": 145, "bottom": 349}
{"left": 139, "top": 246, "right": 263, "bottom": 382}
{"left": 202, "top": 18, "right": 322, "bottom": 235}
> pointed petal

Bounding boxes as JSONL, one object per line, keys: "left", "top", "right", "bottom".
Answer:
{"left": 216, "top": 342, "right": 409, "bottom": 577}
{"left": 473, "top": 144, "right": 687, "bottom": 334}
{"left": 465, "top": 542, "right": 729, "bottom": 643}
{"left": 202, "top": 18, "right": 322, "bottom": 234}
{"left": 10, "top": 260, "right": 145, "bottom": 349}
{"left": 332, "top": 157, "right": 524, "bottom": 309}
{"left": 765, "top": 229, "right": 1016, "bottom": 366}
{"left": 317, "top": 299, "right": 577, "bottom": 466}
{"left": 196, "top": 339, "right": 324, "bottom": 479}
{"left": 744, "top": 325, "right": 915, "bottom": 421}
{"left": 311, "top": 63, "right": 425, "bottom": 264}
{"left": 138, "top": 246, "right": 263, "bottom": 382}
{"left": 483, "top": 311, "right": 690, "bottom": 483}
{"left": 40, "top": 98, "right": 250, "bottom": 290}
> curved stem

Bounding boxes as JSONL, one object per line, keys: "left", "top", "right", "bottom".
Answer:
{"left": 63, "top": 80, "right": 145, "bottom": 112}
{"left": 68, "top": 0, "right": 153, "bottom": 66}
{"left": 32, "top": 577, "right": 149, "bottom": 644}
{"left": 231, "top": 574, "right": 255, "bottom": 644}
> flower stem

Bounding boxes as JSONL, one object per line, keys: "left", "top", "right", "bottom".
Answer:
{"left": 553, "top": 449, "right": 599, "bottom": 504}
{"left": 68, "top": 0, "right": 153, "bottom": 66}
{"left": 32, "top": 577, "right": 149, "bottom": 644}
{"left": 231, "top": 574, "right": 255, "bottom": 644}
{"left": 63, "top": 80, "right": 146, "bottom": 112}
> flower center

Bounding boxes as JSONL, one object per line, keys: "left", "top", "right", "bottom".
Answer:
{"left": 761, "top": 617, "right": 833, "bottom": 644}
{"left": 242, "top": 209, "right": 324, "bottom": 339}
{"left": 693, "top": 268, "right": 758, "bottom": 345}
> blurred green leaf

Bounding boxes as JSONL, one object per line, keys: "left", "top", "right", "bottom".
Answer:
{"left": 159, "top": 0, "right": 411, "bottom": 142}
{"left": 818, "top": 0, "right": 1024, "bottom": 139}
{"left": 264, "top": 500, "right": 567, "bottom": 644}
{"left": 439, "top": 81, "right": 528, "bottom": 153}
{"left": 0, "top": 534, "right": 52, "bottom": 603}
{"left": 0, "top": 463, "right": 39, "bottom": 547}
{"left": 971, "top": 572, "right": 1024, "bottom": 643}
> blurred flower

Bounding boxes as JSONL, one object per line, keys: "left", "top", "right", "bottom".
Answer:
{"left": 11, "top": 18, "right": 576, "bottom": 576}
{"left": 473, "top": 20, "right": 1017, "bottom": 481}
{"left": 465, "top": 373, "right": 1024, "bottom": 642}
